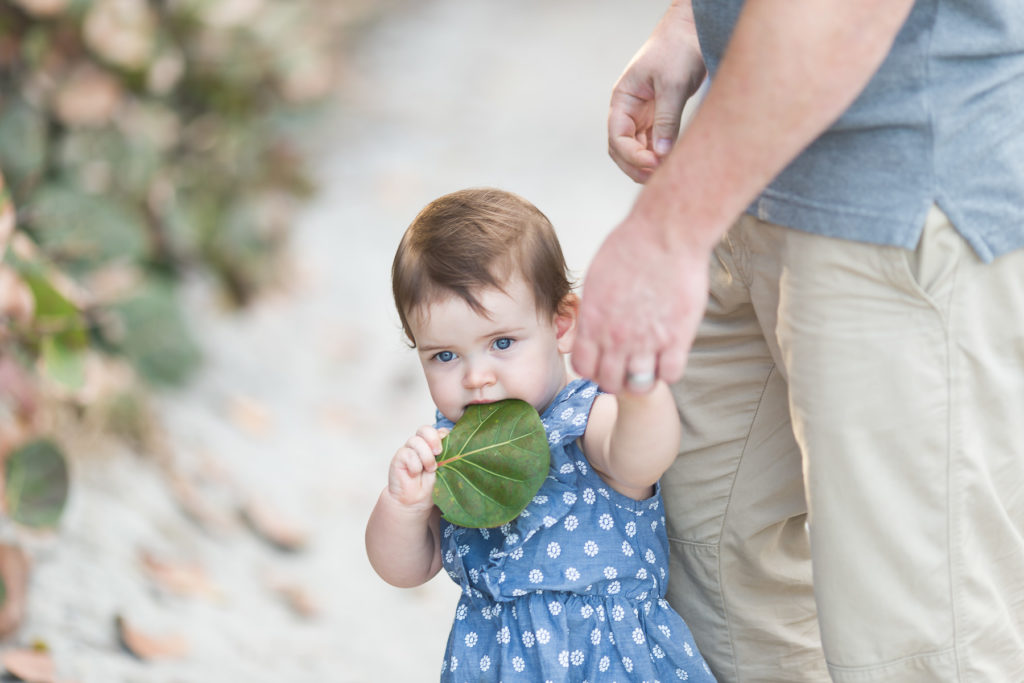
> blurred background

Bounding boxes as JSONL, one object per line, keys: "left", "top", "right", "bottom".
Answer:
{"left": 0, "top": 0, "right": 666, "bottom": 680}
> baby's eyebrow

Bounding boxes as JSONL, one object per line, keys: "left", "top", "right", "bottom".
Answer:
{"left": 416, "top": 343, "right": 450, "bottom": 353}
{"left": 415, "top": 344, "right": 448, "bottom": 356}
{"left": 488, "top": 326, "right": 526, "bottom": 337}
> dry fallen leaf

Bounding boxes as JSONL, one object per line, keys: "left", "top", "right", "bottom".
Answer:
{"left": 54, "top": 65, "right": 123, "bottom": 128}
{"left": 1, "top": 648, "right": 54, "bottom": 683}
{"left": 82, "top": 0, "right": 157, "bottom": 71}
{"left": 116, "top": 615, "right": 188, "bottom": 660}
{"left": 193, "top": 449, "right": 234, "bottom": 487}
{"left": 225, "top": 395, "right": 272, "bottom": 436}
{"left": 317, "top": 404, "right": 355, "bottom": 433}
{"left": 325, "top": 326, "right": 363, "bottom": 364}
{"left": 241, "top": 500, "right": 308, "bottom": 552}
{"left": 168, "top": 473, "right": 236, "bottom": 534}
{"left": 279, "top": 584, "right": 317, "bottom": 618}
{"left": 268, "top": 579, "right": 318, "bottom": 619}
{"left": 139, "top": 551, "right": 218, "bottom": 599}
{"left": 0, "top": 544, "right": 30, "bottom": 639}
{"left": 9, "top": 0, "right": 67, "bottom": 18}
{"left": 199, "top": 0, "right": 264, "bottom": 28}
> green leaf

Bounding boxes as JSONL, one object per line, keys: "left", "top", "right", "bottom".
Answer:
{"left": 40, "top": 336, "right": 86, "bottom": 390}
{"left": 432, "top": 400, "right": 550, "bottom": 529}
{"left": 106, "top": 277, "right": 200, "bottom": 386}
{"left": 28, "top": 184, "right": 149, "bottom": 270}
{"left": 12, "top": 264, "right": 89, "bottom": 349}
{"left": 4, "top": 439, "right": 70, "bottom": 529}
{"left": 0, "top": 100, "right": 47, "bottom": 185}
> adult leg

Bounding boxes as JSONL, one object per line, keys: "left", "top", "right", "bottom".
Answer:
{"left": 663, "top": 216, "right": 828, "bottom": 682}
{"left": 772, "top": 207, "right": 1024, "bottom": 681}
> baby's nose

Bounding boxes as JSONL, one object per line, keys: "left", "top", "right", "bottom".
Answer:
{"left": 462, "top": 361, "right": 496, "bottom": 388}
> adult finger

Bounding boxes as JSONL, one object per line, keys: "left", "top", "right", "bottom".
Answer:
{"left": 571, "top": 334, "right": 601, "bottom": 383}
{"left": 596, "top": 347, "right": 629, "bottom": 395}
{"left": 656, "top": 344, "right": 688, "bottom": 387}
{"left": 608, "top": 97, "right": 659, "bottom": 182}
{"left": 608, "top": 135, "right": 658, "bottom": 183}
{"left": 624, "top": 353, "right": 658, "bottom": 395}
{"left": 651, "top": 80, "right": 687, "bottom": 158}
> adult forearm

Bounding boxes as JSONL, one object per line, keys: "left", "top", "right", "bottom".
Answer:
{"left": 634, "top": 0, "right": 915, "bottom": 248}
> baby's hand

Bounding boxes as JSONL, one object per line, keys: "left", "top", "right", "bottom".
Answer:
{"left": 387, "top": 425, "right": 449, "bottom": 510}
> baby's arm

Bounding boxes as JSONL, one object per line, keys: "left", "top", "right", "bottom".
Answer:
{"left": 581, "top": 381, "right": 682, "bottom": 500}
{"left": 365, "top": 425, "right": 446, "bottom": 587}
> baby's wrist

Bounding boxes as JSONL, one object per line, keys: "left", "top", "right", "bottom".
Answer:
{"left": 617, "top": 380, "right": 669, "bottom": 403}
{"left": 382, "top": 487, "right": 435, "bottom": 517}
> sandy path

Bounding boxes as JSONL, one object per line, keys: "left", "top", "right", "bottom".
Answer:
{"left": 20, "top": 2, "right": 665, "bottom": 681}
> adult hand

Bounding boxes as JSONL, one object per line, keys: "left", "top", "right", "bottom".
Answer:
{"left": 572, "top": 210, "right": 711, "bottom": 395}
{"left": 608, "top": 0, "right": 706, "bottom": 183}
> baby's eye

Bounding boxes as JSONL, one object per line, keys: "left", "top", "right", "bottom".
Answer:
{"left": 492, "top": 337, "right": 514, "bottom": 351}
{"left": 433, "top": 350, "right": 456, "bottom": 362}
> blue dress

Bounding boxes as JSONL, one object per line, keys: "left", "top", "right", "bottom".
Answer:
{"left": 434, "top": 379, "right": 715, "bottom": 682}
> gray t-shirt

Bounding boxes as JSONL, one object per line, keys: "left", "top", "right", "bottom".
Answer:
{"left": 692, "top": 0, "right": 1024, "bottom": 262}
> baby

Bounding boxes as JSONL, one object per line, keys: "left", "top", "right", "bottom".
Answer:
{"left": 366, "top": 187, "right": 714, "bottom": 681}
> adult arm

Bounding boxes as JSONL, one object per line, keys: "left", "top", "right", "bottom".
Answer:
{"left": 574, "top": 0, "right": 916, "bottom": 393}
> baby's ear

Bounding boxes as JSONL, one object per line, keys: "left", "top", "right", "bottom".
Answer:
{"left": 554, "top": 294, "right": 579, "bottom": 353}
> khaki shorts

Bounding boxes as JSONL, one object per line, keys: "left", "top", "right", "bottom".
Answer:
{"left": 663, "top": 207, "right": 1024, "bottom": 682}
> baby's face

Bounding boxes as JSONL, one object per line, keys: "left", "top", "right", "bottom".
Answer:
{"left": 409, "top": 275, "right": 575, "bottom": 423}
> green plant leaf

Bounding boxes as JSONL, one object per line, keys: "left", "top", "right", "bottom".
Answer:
{"left": 432, "top": 400, "right": 550, "bottom": 529}
{"left": 105, "top": 277, "right": 200, "bottom": 386}
{"left": 40, "top": 336, "right": 86, "bottom": 390}
{"left": 28, "top": 184, "right": 149, "bottom": 271}
{"left": 4, "top": 439, "right": 69, "bottom": 529}
{"left": 13, "top": 264, "right": 89, "bottom": 349}
{"left": 0, "top": 100, "right": 47, "bottom": 185}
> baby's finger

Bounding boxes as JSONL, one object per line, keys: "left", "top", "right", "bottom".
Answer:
{"left": 416, "top": 441, "right": 439, "bottom": 473}
{"left": 416, "top": 425, "right": 446, "bottom": 457}
{"left": 403, "top": 435, "right": 436, "bottom": 468}
{"left": 398, "top": 446, "right": 424, "bottom": 477}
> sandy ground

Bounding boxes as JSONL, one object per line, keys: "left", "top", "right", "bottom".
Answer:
{"left": 16, "top": 1, "right": 668, "bottom": 681}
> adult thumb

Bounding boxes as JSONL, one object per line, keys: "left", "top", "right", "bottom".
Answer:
{"left": 652, "top": 86, "right": 686, "bottom": 157}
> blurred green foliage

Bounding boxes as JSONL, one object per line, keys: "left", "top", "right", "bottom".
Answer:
{"left": 0, "top": 0, "right": 384, "bottom": 623}
{"left": 0, "top": 0, "right": 369, "bottom": 395}
{"left": 4, "top": 438, "right": 68, "bottom": 529}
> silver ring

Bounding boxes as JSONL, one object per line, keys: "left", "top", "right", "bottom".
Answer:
{"left": 625, "top": 370, "right": 656, "bottom": 389}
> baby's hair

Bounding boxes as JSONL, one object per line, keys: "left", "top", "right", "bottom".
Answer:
{"left": 392, "top": 187, "right": 573, "bottom": 346}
